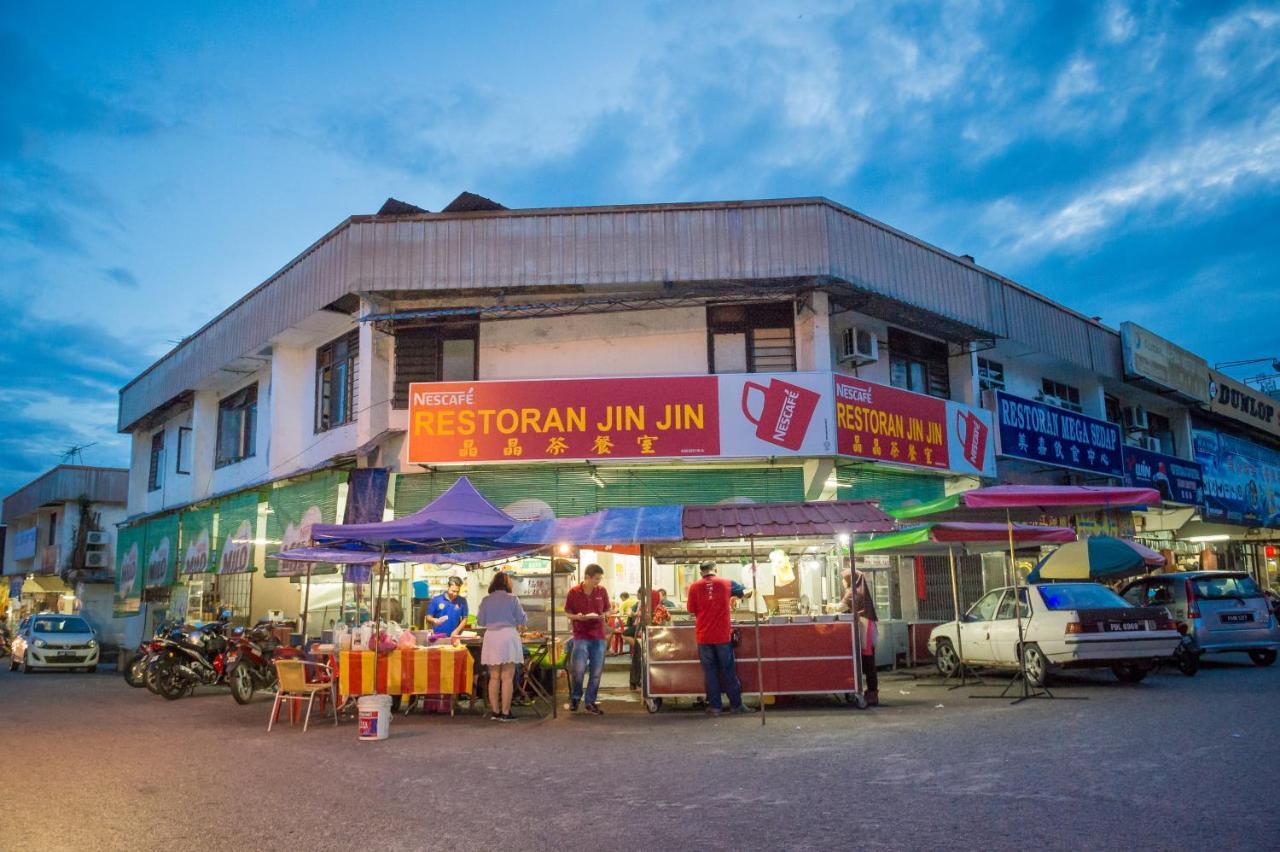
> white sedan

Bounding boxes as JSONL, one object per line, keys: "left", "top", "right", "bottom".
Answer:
{"left": 928, "top": 583, "right": 1180, "bottom": 685}
{"left": 9, "top": 613, "right": 101, "bottom": 673}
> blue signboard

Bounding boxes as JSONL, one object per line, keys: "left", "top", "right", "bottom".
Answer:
{"left": 1192, "top": 426, "right": 1280, "bottom": 528}
{"left": 995, "top": 391, "right": 1123, "bottom": 477}
{"left": 1121, "top": 444, "right": 1204, "bottom": 506}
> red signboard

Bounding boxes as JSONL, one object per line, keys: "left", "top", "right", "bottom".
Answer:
{"left": 408, "top": 376, "right": 721, "bottom": 464}
{"left": 834, "top": 375, "right": 951, "bottom": 470}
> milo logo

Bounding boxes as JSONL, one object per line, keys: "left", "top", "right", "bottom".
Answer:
{"left": 219, "top": 520, "right": 255, "bottom": 574}
{"left": 118, "top": 543, "right": 139, "bottom": 592}
{"left": 146, "top": 537, "right": 171, "bottom": 585}
{"left": 184, "top": 528, "right": 210, "bottom": 574}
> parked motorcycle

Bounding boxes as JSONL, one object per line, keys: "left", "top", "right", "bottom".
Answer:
{"left": 123, "top": 620, "right": 181, "bottom": 688}
{"left": 152, "top": 612, "right": 232, "bottom": 700}
{"left": 226, "top": 621, "right": 282, "bottom": 704}
{"left": 1172, "top": 628, "right": 1200, "bottom": 677}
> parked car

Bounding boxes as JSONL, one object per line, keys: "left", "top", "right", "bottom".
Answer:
{"left": 1119, "top": 572, "right": 1279, "bottom": 667}
{"left": 9, "top": 613, "right": 101, "bottom": 673}
{"left": 929, "top": 582, "right": 1181, "bottom": 685}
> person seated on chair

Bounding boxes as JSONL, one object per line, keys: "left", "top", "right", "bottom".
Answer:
{"left": 427, "top": 577, "right": 469, "bottom": 640}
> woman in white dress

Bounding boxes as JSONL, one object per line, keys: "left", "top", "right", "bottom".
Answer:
{"left": 476, "top": 571, "right": 527, "bottom": 721}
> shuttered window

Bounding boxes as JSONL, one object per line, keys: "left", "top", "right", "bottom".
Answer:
{"left": 393, "top": 325, "right": 478, "bottom": 409}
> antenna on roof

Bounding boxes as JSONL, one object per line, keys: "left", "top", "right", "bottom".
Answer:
{"left": 60, "top": 443, "right": 97, "bottom": 465}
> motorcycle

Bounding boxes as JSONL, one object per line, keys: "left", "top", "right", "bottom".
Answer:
{"left": 1172, "top": 628, "right": 1200, "bottom": 677}
{"left": 225, "top": 621, "right": 282, "bottom": 705}
{"left": 123, "top": 620, "right": 182, "bottom": 688}
{"left": 152, "top": 612, "right": 232, "bottom": 700}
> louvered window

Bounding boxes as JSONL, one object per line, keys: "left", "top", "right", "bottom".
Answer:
{"left": 316, "top": 330, "right": 359, "bottom": 432}
{"left": 393, "top": 325, "right": 478, "bottom": 409}
{"left": 888, "top": 328, "right": 950, "bottom": 399}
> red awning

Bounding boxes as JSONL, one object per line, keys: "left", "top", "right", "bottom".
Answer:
{"left": 681, "top": 500, "right": 897, "bottom": 541}
{"left": 959, "top": 485, "right": 1161, "bottom": 509}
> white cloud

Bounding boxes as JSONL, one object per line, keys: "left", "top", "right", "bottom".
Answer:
{"left": 991, "top": 108, "right": 1280, "bottom": 254}
{"left": 1196, "top": 7, "right": 1280, "bottom": 78}
{"left": 1102, "top": 2, "right": 1137, "bottom": 43}
{"left": 1050, "top": 55, "right": 1101, "bottom": 104}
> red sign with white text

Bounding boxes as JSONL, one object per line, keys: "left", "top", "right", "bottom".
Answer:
{"left": 408, "top": 377, "right": 722, "bottom": 463}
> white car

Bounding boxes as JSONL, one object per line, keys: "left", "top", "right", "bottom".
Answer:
{"left": 928, "top": 583, "right": 1181, "bottom": 685}
{"left": 9, "top": 613, "right": 101, "bottom": 673}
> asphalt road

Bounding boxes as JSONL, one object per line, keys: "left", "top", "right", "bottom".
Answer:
{"left": 1, "top": 658, "right": 1277, "bottom": 851}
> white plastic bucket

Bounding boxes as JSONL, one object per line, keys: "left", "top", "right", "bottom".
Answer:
{"left": 357, "top": 694, "right": 392, "bottom": 741}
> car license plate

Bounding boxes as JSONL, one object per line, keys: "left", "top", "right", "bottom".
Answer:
{"left": 55, "top": 651, "right": 77, "bottom": 660}
{"left": 1221, "top": 613, "right": 1253, "bottom": 624}
{"left": 1106, "top": 621, "right": 1141, "bottom": 632}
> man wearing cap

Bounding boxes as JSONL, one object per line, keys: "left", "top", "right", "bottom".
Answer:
{"left": 427, "top": 577, "right": 470, "bottom": 639}
{"left": 685, "top": 561, "right": 755, "bottom": 716}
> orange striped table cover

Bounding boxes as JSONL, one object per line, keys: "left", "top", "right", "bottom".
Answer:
{"left": 338, "top": 648, "right": 474, "bottom": 699}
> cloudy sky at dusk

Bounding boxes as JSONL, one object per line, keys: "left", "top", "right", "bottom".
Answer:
{"left": 1, "top": 1, "right": 1278, "bottom": 497}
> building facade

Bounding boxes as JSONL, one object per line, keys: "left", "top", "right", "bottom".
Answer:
{"left": 112, "top": 194, "right": 1280, "bottom": 655}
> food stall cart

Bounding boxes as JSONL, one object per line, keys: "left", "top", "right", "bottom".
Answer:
{"left": 336, "top": 645, "right": 475, "bottom": 714}
{"left": 640, "top": 500, "right": 897, "bottom": 714}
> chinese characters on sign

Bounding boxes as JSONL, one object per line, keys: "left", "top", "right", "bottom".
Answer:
{"left": 995, "top": 391, "right": 1123, "bottom": 477}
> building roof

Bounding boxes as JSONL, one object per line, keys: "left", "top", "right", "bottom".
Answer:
{"left": 681, "top": 500, "right": 896, "bottom": 539}
{"left": 117, "top": 195, "right": 1125, "bottom": 432}
{"left": 2, "top": 466, "right": 129, "bottom": 523}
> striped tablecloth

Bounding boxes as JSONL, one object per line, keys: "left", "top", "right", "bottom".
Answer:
{"left": 338, "top": 648, "right": 474, "bottom": 699}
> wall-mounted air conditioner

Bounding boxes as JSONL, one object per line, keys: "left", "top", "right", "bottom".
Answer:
{"left": 1140, "top": 435, "right": 1163, "bottom": 454}
{"left": 85, "top": 551, "right": 110, "bottom": 568}
{"left": 1122, "top": 405, "right": 1149, "bottom": 432}
{"left": 85, "top": 531, "right": 110, "bottom": 546}
{"left": 839, "top": 327, "right": 879, "bottom": 365}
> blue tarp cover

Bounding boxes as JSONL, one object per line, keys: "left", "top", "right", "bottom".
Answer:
{"left": 499, "top": 505, "right": 685, "bottom": 546}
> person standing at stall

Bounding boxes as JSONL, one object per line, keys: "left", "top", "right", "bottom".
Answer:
{"left": 685, "top": 562, "right": 753, "bottom": 716}
{"left": 476, "top": 571, "right": 526, "bottom": 722}
{"left": 564, "top": 563, "right": 611, "bottom": 715}
{"left": 841, "top": 567, "right": 879, "bottom": 707}
{"left": 427, "top": 576, "right": 469, "bottom": 639}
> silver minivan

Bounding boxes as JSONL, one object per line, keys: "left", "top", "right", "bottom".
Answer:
{"left": 1120, "top": 572, "right": 1279, "bottom": 667}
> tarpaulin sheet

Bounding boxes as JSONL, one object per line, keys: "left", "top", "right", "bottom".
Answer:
{"left": 498, "top": 505, "right": 686, "bottom": 546}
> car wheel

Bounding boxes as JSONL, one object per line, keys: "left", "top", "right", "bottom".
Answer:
{"left": 1248, "top": 649, "right": 1277, "bottom": 667}
{"left": 1177, "top": 652, "right": 1200, "bottom": 677}
{"left": 1021, "top": 643, "right": 1049, "bottom": 687}
{"left": 22, "top": 660, "right": 34, "bottom": 674}
{"left": 934, "top": 639, "right": 960, "bottom": 678}
{"left": 1111, "top": 662, "right": 1150, "bottom": 684}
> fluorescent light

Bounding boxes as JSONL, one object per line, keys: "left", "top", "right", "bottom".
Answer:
{"left": 837, "top": 533, "right": 851, "bottom": 545}
{"left": 1186, "top": 534, "right": 1231, "bottom": 543}
{"left": 558, "top": 543, "right": 572, "bottom": 555}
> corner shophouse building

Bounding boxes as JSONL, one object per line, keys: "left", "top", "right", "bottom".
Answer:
{"left": 1, "top": 466, "right": 127, "bottom": 644}
{"left": 113, "top": 193, "right": 1252, "bottom": 655}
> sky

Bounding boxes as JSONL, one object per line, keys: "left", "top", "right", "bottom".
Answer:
{"left": 1, "top": 1, "right": 1278, "bottom": 499}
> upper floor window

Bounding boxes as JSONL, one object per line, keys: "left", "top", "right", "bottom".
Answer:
{"left": 1041, "top": 378, "right": 1082, "bottom": 413}
{"left": 147, "top": 431, "right": 165, "bottom": 492}
{"left": 889, "top": 328, "right": 949, "bottom": 398}
{"left": 215, "top": 384, "right": 257, "bottom": 468}
{"left": 47, "top": 512, "right": 58, "bottom": 547}
{"left": 707, "top": 303, "right": 795, "bottom": 374}
{"left": 1147, "top": 412, "right": 1176, "bottom": 455}
{"left": 1104, "top": 394, "right": 1122, "bottom": 425}
{"left": 316, "top": 330, "right": 359, "bottom": 432}
{"left": 175, "top": 426, "right": 192, "bottom": 475}
{"left": 393, "top": 324, "right": 478, "bottom": 409}
{"left": 977, "top": 357, "right": 1005, "bottom": 392}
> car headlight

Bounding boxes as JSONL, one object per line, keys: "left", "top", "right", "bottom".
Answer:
{"left": 34, "top": 638, "right": 47, "bottom": 648}
{"left": 87, "top": 639, "right": 98, "bottom": 648}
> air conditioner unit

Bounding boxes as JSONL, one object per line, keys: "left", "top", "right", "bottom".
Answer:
{"left": 85, "top": 531, "right": 110, "bottom": 546}
{"left": 1122, "top": 405, "right": 1149, "bottom": 432}
{"left": 981, "top": 389, "right": 998, "bottom": 410}
{"left": 85, "top": 551, "right": 109, "bottom": 568}
{"left": 838, "top": 327, "right": 878, "bottom": 365}
{"left": 1141, "top": 435, "right": 1163, "bottom": 454}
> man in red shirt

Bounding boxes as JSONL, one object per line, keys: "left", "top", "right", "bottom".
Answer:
{"left": 564, "top": 563, "right": 612, "bottom": 714}
{"left": 685, "top": 561, "right": 754, "bottom": 715}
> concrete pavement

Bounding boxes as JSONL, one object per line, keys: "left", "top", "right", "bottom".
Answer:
{"left": 1, "top": 659, "right": 1277, "bottom": 851}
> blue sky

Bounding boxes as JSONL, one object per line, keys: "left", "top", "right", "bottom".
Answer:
{"left": 1, "top": 1, "right": 1278, "bottom": 499}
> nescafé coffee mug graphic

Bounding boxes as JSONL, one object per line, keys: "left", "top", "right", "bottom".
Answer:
{"left": 955, "top": 409, "right": 988, "bottom": 469}
{"left": 741, "top": 378, "right": 819, "bottom": 450}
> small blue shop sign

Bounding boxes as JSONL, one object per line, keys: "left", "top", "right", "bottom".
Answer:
{"left": 1121, "top": 444, "right": 1204, "bottom": 506}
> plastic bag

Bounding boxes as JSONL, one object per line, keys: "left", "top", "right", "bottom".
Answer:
{"left": 397, "top": 630, "right": 417, "bottom": 650}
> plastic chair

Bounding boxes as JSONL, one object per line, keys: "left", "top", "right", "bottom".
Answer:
{"left": 268, "top": 659, "right": 335, "bottom": 733}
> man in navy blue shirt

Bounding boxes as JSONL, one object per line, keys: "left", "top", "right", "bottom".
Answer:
{"left": 427, "top": 577, "right": 469, "bottom": 638}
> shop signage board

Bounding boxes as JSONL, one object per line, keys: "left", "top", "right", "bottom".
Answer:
{"left": 213, "top": 491, "right": 260, "bottom": 575}
{"left": 1192, "top": 426, "right": 1280, "bottom": 528}
{"left": 407, "top": 372, "right": 835, "bottom": 465}
{"left": 994, "top": 391, "right": 1123, "bottom": 477}
{"left": 115, "top": 524, "right": 145, "bottom": 600}
{"left": 1120, "top": 322, "right": 1209, "bottom": 403}
{"left": 833, "top": 375, "right": 996, "bottom": 477}
{"left": 265, "top": 473, "right": 341, "bottom": 578}
{"left": 1120, "top": 444, "right": 1204, "bottom": 506}
{"left": 144, "top": 514, "right": 179, "bottom": 588}
{"left": 1206, "top": 369, "right": 1280, "bottom": 440}
{"left": 179, "top": 506, "right": 215, "bottom": 575}
{"left": 12, "top": 527, "right": 37, "bottom": 561}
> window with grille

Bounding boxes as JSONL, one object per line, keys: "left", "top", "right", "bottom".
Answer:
{"left": 977, "top": 357, "right": 1005, "bottom": 391}
{"left": 215, "top": 384, "right": 257, "bottom": 468}
{"left": 888, "top": 328, "right": 950, "bottom": 398}
{"left": 147, "top": 431, "right": 165, "bottom": 492}
{"left": 316, "top": 329, "right": 359, "bottom": 432}
{"left": 392, "top": 324, "right": 478, "bottom": 409}
{"left": 707, "top": 302, "right": 796, "bottom": 374}
{"left": 1040, "top": 378, "right": 1082, "bottom": 413}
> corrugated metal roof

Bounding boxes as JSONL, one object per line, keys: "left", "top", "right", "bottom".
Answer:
{"left": 2, "top": 466, "right": 129, "bottom": 523}
{"left": 681, "top": 500, "right": 896, "bottom": 539}
{"left": 119, "top": 196, "right": 1123, "bottom": 431}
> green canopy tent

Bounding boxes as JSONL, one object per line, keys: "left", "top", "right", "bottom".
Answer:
{"left": 858, "top": 522, "right": 1076, "bottom": 685}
